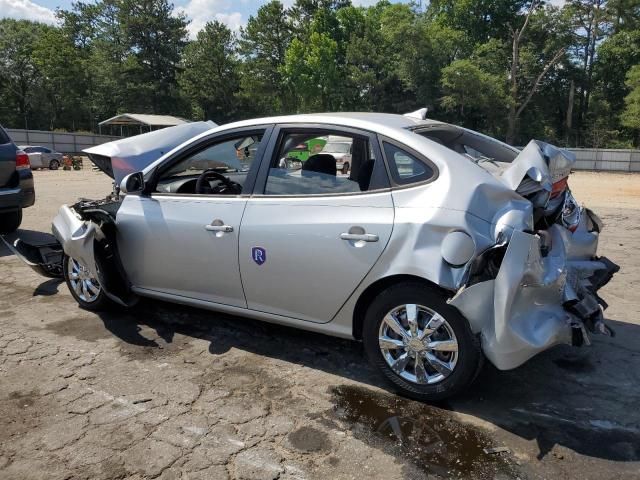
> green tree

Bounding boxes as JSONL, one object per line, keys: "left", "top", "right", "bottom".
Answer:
{"left": 281, "top": 31, "right": 340, "bottom": 111}
{"left": 441, "top": 59, "right": 508, "bottom": 132}
{"left": 621, "top": 65, "right": 640, "bottom": 144}
{"left": 179, "top": 21, "right": 239, "bottom": 123}
{"left": 238, "top": 1, "right": 294, "bottom": 115}
{"left": 32, "top": 27, "right": 88, "bottom": 130}
{"left": 0, "top": 19, "right": 48, "bottom": 129}
{"left": 118, "top": 0, "right": 189, "bottom": 114}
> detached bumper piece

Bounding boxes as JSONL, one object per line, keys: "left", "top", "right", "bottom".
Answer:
{"left": 1, "top": 233, "right": 63, "bottom": 278}
{"left": 564, "top": 256, "right": 620, "bottom": 344}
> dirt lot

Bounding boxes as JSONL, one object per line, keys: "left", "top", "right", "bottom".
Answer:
{"left": 1, "top": 169, "right": 639, "bottom": 480}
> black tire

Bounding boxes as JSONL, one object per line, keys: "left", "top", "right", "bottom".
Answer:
{"left": 0, "top": 209, "right": 22, "bottom": 233}
{"left": 62, "top": 254, "right": 115, "bottom": 311}
{"left": 342, "top": 162, "right": 350, "bottom": 175}
{"left": 49, "top": 159, "right": 60, "bottom": 170}
{"left": 363, "top": 282, "right": 482, "bottom": 402}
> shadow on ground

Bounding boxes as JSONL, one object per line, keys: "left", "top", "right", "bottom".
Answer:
{"left": 78, "top": 297, "right": 640, "bottom": 465}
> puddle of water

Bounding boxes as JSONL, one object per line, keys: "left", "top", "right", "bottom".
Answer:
{"left": 331, "top": 385, "right": 515, "bottom": 478}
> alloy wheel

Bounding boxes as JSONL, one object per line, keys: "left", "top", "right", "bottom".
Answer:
{"left": 67, "top": 257, "right": 101, "bottom": 303}
{"left": 378, "top": 304, "right": 459, "bottom": 385}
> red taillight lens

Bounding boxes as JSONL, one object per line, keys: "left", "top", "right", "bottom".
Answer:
{"left": 15, "top": 150, "right": 30, "bottom": 170}
{"left": 550, "top": 177, "right": 568, "bottom": 199}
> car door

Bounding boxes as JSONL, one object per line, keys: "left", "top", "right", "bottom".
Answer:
{"left": 41, "top": 147, "right": 53, "bottom": 167}
{"left": 238, "top": 125, "right": 394, "bottom": 323}
{"left": 116, "top": 127, "right": 271, "bottom": 307}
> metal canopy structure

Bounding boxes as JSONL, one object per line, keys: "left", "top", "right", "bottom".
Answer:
{"left": 98, "top": 113, "right": 190, "bottom": 136}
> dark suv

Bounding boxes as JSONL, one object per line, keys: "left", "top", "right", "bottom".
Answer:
{"left": 0, "top": 125, "right": 34, "bottom": 233}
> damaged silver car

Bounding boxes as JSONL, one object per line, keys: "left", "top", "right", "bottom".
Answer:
{"left": 3, "top": 111, "right": 619, "bottom": 401}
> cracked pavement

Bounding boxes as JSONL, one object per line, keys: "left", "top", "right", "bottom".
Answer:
{"left": 1, "top": 169, "right": 639, "bottom": 480}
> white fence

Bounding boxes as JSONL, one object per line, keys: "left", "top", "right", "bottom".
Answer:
{"left": 6, "top": 129, "right": 121, "bottom": 155}
{"left": 568, "top": 148, "right": 640, "bottom": 172}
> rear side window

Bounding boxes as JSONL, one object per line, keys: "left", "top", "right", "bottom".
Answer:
{"left": 383, "top": 142, "right": 434, "bottom": 185}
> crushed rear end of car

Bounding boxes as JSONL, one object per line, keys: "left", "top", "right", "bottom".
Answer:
{"left": 450, "top": 140, "right": 619, "bottom": 369}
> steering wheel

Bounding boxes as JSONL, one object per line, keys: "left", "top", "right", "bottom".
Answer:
{"left": 195, "top": 169, "right": 241, "bottom": 195}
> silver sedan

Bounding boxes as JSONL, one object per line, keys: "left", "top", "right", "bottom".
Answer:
{"left": 19, "top": 145, "right": 64, "bottom": 170}
{"left": 6, "top": 112, "right": 619, "bottom": 401}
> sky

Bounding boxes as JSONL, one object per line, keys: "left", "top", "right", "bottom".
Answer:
{"left": 0, "top": 0, "right": 396, "bottom": 37}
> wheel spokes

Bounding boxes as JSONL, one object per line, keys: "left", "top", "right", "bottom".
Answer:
{"left": 420, "top": 313, "right": 445, "bottom": 339}
{"left": 426, "top": 339, "right": 458, "bottom": 352}
{"left": 390, "top": 352, "right": 411, "bottom": 375}
{"left": 73, "top": 278, "right": 83, "bottom": 296}
{"left": 379, "top": 336, "right": 405, "bottom": 350}
{"left": 425, "top": 352, "right": 453, "bottom": 377}
{"left": 414, "top": 354, "right": 429, "bottom": 384}
{"left": 86, "top": 281, "right": 100, "bottom": 295}
{"left": 383, "top": 313, "right": 409, "bottom": 340}
{"left": 405, "top": 304, "right": 418, "bottom": 337}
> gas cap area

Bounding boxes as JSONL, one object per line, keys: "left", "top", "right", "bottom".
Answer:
{"left": 441, "top": 230, "right": 475, "bottom": 267}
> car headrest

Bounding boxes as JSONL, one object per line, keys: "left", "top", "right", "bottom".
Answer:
{"left": 302, "top": 154, "right": 337, "bottom": 177}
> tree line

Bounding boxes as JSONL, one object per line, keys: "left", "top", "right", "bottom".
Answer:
{"left": 1, "top": 0, "right": 639, "bottom": 147}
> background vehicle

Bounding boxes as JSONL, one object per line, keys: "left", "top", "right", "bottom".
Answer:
{"left": 19, "top": 146, "right": 64, "bottom": 170}
{"left": 8, "top": 113, "right": 617, "bottom": 401}
{"left": 320, "top": 136, "right": 352, "bottom": 174}
{"left": 0, "top": 126, "right": 34, "bottom": 233}
{"left": 286, "top": 138, "right": 326, "bottom": 163}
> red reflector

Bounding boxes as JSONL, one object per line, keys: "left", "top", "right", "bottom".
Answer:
{"left": 550, "top": 177, "right": 568, "bottom": 198}
{"left": 15, "top": 150, "right": 30, "bottom": 169}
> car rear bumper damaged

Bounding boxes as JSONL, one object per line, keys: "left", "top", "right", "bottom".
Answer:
{"left": 450, "top": 207, "right": 619, "bottom": 370}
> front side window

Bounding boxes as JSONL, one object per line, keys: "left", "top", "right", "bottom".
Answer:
{"left": 264, "top": 131, "right": 380, "bottom": 195}
{"left": 155, "top": 132, "right": 263, "bottom": 195}
{"left": 383, "top": 142, "right": 434, "bottom": 185}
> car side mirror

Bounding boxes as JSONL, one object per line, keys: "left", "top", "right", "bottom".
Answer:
{"left": 120, "top": 172, "right": 145, "bottom": 194}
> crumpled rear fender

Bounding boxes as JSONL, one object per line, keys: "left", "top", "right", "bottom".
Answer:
{"left": 450, "top": 207, "right": 618, "bottom": 370}
{"left": 451, "top": 229, "right": 570, "bottom": 369}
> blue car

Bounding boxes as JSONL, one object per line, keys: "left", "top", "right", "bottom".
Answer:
{"left": 0, "top": 125, "right": 35, "bottom": 233}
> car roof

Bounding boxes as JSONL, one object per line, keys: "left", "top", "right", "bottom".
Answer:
{"left": 219, "top": 112, "right": 447, "bottom": 134}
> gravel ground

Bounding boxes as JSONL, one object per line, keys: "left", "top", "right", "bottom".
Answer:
{"left": 1, "top": 169, "right": 639, "bottom": 480}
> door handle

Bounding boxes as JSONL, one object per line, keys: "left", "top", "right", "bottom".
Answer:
{"left": 340, "top": 233, "right": 379, "bottom": 242}
{"left": 205, "top": 224, "right": 233, "bottom": 233}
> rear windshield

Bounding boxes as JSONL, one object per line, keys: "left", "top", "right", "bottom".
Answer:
{"left": 412, "top": 126, "right": 519, "bottom": 164}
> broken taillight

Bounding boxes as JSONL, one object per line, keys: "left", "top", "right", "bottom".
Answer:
{"left": 15, "top": 150, "right": 30, "bottom": 170}
{"left": 550, "top": 177, "right": 568, "bottom": 199}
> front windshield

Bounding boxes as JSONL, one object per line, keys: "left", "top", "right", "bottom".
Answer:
{"left": 165, "top": 135, "right": 260, "bottom": 177}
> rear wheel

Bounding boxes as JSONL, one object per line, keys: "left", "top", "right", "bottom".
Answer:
{"left": 363, "top": 282, "right": 482, "bottom": 402}
{"left": 63, "top": 254, "right": 114, "bottom": 311}
{"left": 0, "top": 209, "right": 22, "bottom": 233}
{"left": 49, "top": 159, "right": 60, "bottom": 170}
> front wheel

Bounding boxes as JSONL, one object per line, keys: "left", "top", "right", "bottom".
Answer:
{"left": 342, "top": 162, "right": 350, "bottom": 175}
{"left": 363, "top": 282, "right": 482, "bottom": 402}
{"left": 63, "top": 254, "right": 114, "bottom": 311}
{"left": 49, "top": 159, "right": 60, "bottom": 170}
